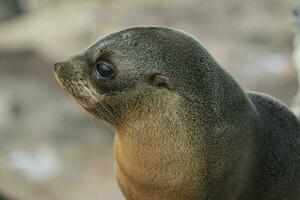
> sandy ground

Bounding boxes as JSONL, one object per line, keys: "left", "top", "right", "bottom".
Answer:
{"left": 0, "top": 0, "right": 298, "bottom": 199}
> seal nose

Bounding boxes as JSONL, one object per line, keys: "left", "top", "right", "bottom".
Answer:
{"left": 54, "top": 62, "right": 62, "bottom": 71}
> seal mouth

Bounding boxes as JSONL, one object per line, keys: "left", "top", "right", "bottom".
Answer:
{"left": 54, "top": 70, "right": 103, "bottom": 110}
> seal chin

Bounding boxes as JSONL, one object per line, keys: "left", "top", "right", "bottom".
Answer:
{"left": 79, "top": 90, "right": 104, "bottom": 110}
{"left": 68, "top": 84, "right": 104, "bottom": 110}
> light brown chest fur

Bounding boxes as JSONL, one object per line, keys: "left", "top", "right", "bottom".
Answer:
{"left": 113, "top": 116, "right": 208, "bottom": 200}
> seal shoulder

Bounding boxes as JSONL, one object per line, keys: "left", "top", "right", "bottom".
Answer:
{"left": 247, "top": 91, "right": 299, "bottom": 128}
{"left": 246, "top": 91, "right": 299, "bottom": 200}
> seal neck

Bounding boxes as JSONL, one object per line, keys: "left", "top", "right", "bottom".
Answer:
{"left": 113, "top": 112, "right": 208, "bottom": 199}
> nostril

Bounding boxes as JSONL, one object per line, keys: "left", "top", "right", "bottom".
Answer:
{"left": 54, "top": 62, "right": 61, "bottom": 71}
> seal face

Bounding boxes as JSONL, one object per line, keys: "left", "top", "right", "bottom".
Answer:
{"left": 54, "top": 27, "right": 182, "bottom": 127}
{"left": 54, "top": 26, "right": 300, "bottom": 200}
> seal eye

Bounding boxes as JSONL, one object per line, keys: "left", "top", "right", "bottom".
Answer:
{"left": 95, "top": 61, "right": 116, "bottom": 80}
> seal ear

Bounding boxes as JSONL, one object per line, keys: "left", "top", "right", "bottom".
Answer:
{"left": 151, "top": 74, "right": 175, "bottom": 90}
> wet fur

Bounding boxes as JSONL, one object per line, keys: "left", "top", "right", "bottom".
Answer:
{"left": 54, "top": 26, "right": 300, "bottom": 200}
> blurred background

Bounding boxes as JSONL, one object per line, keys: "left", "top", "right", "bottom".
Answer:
{"left": 0, "top": 0, "right": 298, "bottom": 199}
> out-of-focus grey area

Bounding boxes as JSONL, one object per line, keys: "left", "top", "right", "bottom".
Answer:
{"left": 0, "top": 0, "right": 298, "bottom": 199}
{"left": 292, "top": 0, "right": 300, "bottom": 117}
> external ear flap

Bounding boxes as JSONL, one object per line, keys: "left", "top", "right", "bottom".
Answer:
{"left": 151, "top": 74, "right": 175, "bottom": 90}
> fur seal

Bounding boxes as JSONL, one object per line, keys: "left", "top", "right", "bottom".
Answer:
{"left": 54, "top": 26, "right": 300, "bottom": 200}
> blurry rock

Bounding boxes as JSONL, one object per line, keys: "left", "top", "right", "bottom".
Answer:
{"left": 0, "top": 192, "right": 15, "bottom": 200}
{"left": 0, "top": 1, "right": 102, "bottom": 60}
{"left": 0, "top": 0, "right": 22, "bottom": 22}
{"left": 0, "top": 0, "right": 52, "bottom": 22}
{"left": 243, "top": 53, "right": 289, "bottom": 78}
{"left": 7, "top": 147, "right": 61, "bottom": 182}
{"left": 18, "top": 0, "right": 49, "bottom": 12}
{"left": 292, "top": 0, "right": 300, "bottom": 118}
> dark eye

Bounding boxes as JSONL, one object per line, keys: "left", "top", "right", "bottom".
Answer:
{"left": 95, "top": 61, "right": 116, "bottom": 80}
